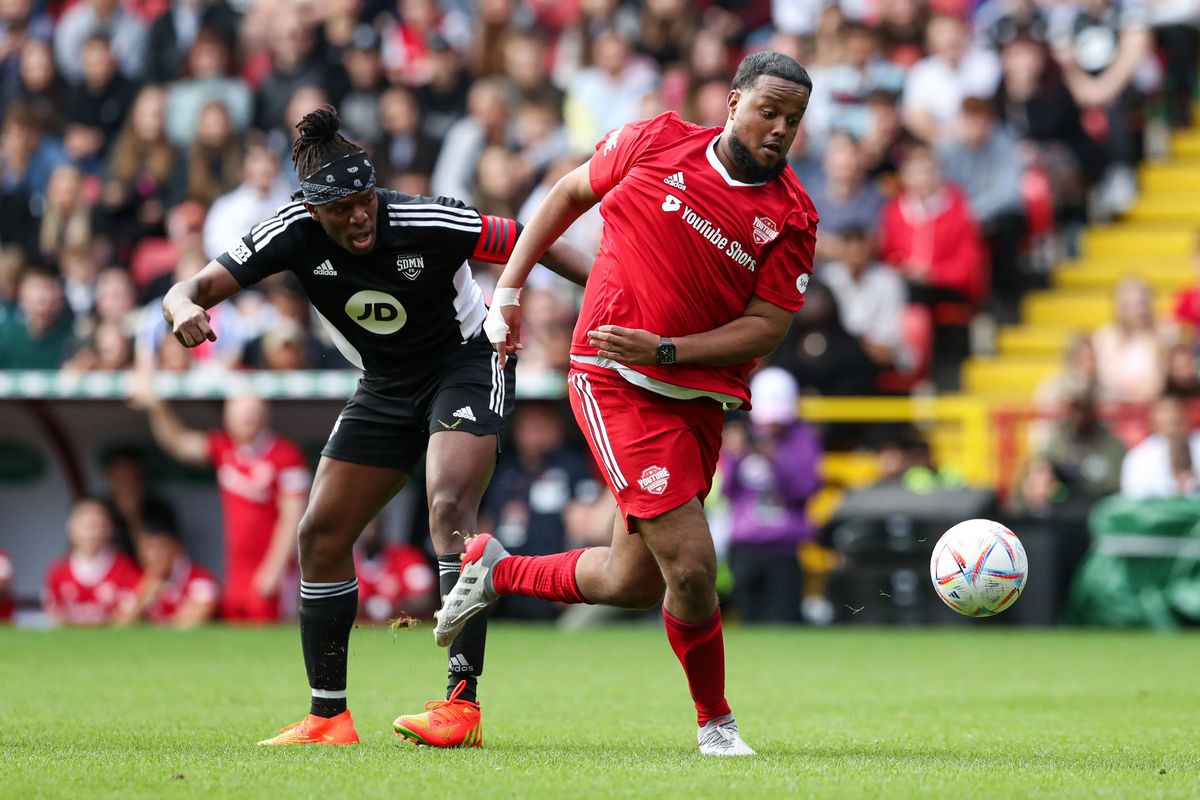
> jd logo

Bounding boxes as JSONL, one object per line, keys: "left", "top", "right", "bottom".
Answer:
{"left": 345, "top": 290, "right": 407, "bottom": 334}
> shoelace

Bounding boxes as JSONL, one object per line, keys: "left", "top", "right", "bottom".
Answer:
{"left": 422, "top": 679, "right": 477, "bottom": 721}
{"left": 700, "top": 719, "right": 741, "bottom": 750}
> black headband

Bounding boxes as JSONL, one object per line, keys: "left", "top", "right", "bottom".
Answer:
{"left": 299, "top": 151, "right": 376, "bottom": 205}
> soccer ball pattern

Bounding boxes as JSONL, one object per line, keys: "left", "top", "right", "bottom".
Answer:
{"left": 930, "top": 519, "right": 1028, "bottom": 617}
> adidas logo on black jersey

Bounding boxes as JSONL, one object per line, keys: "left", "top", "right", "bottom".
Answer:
{"left": 313, "top": 259, "right": 337, "bottom": 276}
{"left": 664, "top": 171, "right": 687, "bottom": 191}
{"left": 452, "top": 406, "right": 477, "bottom": 422}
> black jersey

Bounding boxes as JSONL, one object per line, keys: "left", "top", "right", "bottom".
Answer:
{"left": 215, "top": 189, "right": 519, "bottom": 377}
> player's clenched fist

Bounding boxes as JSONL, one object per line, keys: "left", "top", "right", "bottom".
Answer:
{"left": 167, "top": 301, "right": 218, "bottom": 348}
{"left": 587, "top": 325, "right": 660, "bottom": 366}
{"left": 484, "top": 288, "right": 523, "bottom": 368}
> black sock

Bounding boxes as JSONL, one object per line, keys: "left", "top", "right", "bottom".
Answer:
{"left": 439, "top": 555, "right": 486, "bottom": 704}
{"left": 299, "top": 578, "right": 358, "bottom": 718}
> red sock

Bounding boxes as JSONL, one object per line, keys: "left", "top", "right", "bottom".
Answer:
{"left": 662, "top": 608, "right": 732, "bottom": 726}
{"left": 491, "top": 549, "right": 589, "bottom": 604}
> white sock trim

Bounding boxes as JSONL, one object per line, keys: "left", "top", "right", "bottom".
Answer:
{"left": 311, "top": 688, "right": 347, "bottom": 699}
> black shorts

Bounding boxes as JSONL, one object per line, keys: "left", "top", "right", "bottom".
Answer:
{"left": 322, "top": 333, "right": 516, "bottom": 471}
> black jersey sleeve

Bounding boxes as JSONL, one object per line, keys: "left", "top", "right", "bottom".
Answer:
{"left": 382, "top": 191, "right": 521, "bottom": 265}
{"left": 214, "top": 201, "right": 310, "bottom": 288}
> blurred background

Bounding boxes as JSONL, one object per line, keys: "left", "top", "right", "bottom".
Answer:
{"left": 3, "top": 0, "right": 1200, "bottom": 631}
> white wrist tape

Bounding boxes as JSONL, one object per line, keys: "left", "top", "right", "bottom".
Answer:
{"left": 493, "top": 287, "right": 521, "bottom": 307}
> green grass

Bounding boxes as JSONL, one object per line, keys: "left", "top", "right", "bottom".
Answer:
{"left": 1, "top": 624, "right": 1198, "bottom": 799}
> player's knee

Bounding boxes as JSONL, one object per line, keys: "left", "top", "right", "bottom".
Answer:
{"left": 664, "top": 558, "right": 716, "bottom": 600}
{"left": 297, "top": 514, "right": 347, "bottom": 572}
{"left": 619, "top": 577, "right": 665, "bottom": 609}
{"left": 427, "top": 490, "right": 474, "bottom": 535}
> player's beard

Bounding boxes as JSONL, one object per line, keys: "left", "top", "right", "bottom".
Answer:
{"left": 726, "top": 132, "right": 789, "bottom": 183}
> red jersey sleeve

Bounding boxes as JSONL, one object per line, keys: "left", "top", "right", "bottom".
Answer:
{"left": 589, "top": 113, "right": 676, "bottom": 198}
{"left": 471, "top": 216, "right": 521, "bottom": 263}
{"left": 274, "top": 439, "right": 312, "bottom": 497}
{"left": 208, "top": 431, "right": 229, "bottom": 464}
{"left": 753, "top": 213, "right": 818, "bottom": 312}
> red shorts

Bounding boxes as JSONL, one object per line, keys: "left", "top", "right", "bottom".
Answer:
{"left": 568, "top": 365, "right": 724, "bottom": 527}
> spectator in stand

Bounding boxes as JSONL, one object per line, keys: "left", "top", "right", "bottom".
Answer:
{"left": 937, "top": 96, "right": 1027, "bottom": 322}
{"left": 381, "top": 0, "right": 469, "bottom": 87}
{"left": 254, "top": 10, "right": 332, "bottom": 133}
{"left": 470, "top": 0, "right": 520, "bottom": 78}
{"left": 63, "top": 35, "right": 135, "bottom": 172}
{"left": 859, "top": 87, "right": 920, "bottom": 189}
{"left": 1165, "top": 342, "right": 1200, "bottom": 398}
{"left": 1052, "top": 0, "right": 1151, "bottom": 217}
{"left": 43, "top": 498, "right": 142, "bottom": 626}
{"left": 164, "top": 27, "right": 253, "bottom": 147}
{"left": 202, "top": 142, "right": 291, "bottom": 261}
{"left": 551, "top": 0, "right": 640, "bottom": 89}
{"left": 1041, "top": 386, "right": 1127, "bottom": 499}
{"left": 880, "top": 144, "right": 987, "bottom": 388}
{"left": 128, "top": 383, "right": 310, "bottom": 622}
{"left": 480, "top": 400, "right": 602, "bottom": 619}
{"left": 808, "top": 132, "right": 886, "bottom": 262}
{"left": 0, "top": 268, "right": 73, "bottom": 368}
{"left": 59, "top": 243, "right": 98, "bottom": 318}
{"left": 2, "top": 103, "right": 63, "bottom": 252}
{"left": 175, "top": 100, "right": 243, "bottom": 207}
{"left": 98, "top": 448, "right": 179, "bottom": 559}
{"left": 1121, "top": 394, "right": 1200, "bottom": 499}
{"left": 772, "top": 279, "right": 880, "bottom": 396}
{"left": 338, "top": 25, "right": 387, "bottom": 148}
{"left": 473, "top": 144, "right": 528, "bottom": 220}
{"left": 54, "top": 0, "right": 146, "bottom": 82}
{"left": 0, "top": 548, "right": 13, "bottom": 621}
{"left": 431, "top": 76, "right": 514, "bottom": 204}
{"left": 818, "top": 226, "right": 913, "bottom": 377}
{"left": 97, "top": 85, "right": 176, "bottom": 260}
{"left": 638, "top": 0, "right": 698, "bottom": 71}
{"left": 994, "top": 36, "right": 1105, "bottom": 227}
{"left": 902, "top": 14, "right": 1001, "bottom": 143}
{"left": 0, "top": 0, "right": 52, "bottom": 87}
{"left": 976, "top": 0, "right": 1051, "bottom": 51}
{"left": 356, "top": 517, "right": 438, "bottom": 623}
{"left": 1093, "top": 277, "right": 1168, "bottom": 403}
{"left": 563, "top": 25, "right": 659, "bottom": 153}
{"left": 37, "top": 164, "right": 91, "bottom": 266}
{"left": 377, "top": 86, "right": 438, "bottom": 195}
{"left": 132, "top": 522, "right": 219, "bottom": 627}
{"left": 1150, "top": 0, "right": 1200, "bottom": 129}
{"left": 720, "top": 368, "right": 822, "bottom": 623}
{"left": 142, "top": 0, "right": 241, "bottom": 84}
{"left": 9, "top": 39, "right": 68, "bottom": 135}
{"left": 805, "top": 21, "right": 906, "bottom": 147}
{"left": 504, "top": 32, "right": 560, "bottom": 106}
{"left": 414, "top": 33, "right": 470, "bottom": 147}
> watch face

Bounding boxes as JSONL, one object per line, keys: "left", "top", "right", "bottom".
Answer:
{"left": 656, "top": 343, "right": 676, "bottom": 365}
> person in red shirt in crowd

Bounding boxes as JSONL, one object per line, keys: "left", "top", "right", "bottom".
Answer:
{"left": 43, "top": 499, "right": 142, "bottom": 626}
{"left": 879, "top": 143, "right": 987, "bottom": 388}
{"left": 437, "top": 51, "right": 817, "bottom": 756}
{"left": 0, "top": 549, "right": 14, "bottom": 621}
{"left": 128, "top": 385, "right": 310, "bottom": 622}
{"left": 132, "top": 522, "right": 220, "bottom": 628}
{"left": 355, "top": 518, "right": 438, "bottom": 623}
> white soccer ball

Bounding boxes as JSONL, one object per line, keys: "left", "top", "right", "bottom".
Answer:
{"left": 930, "top": 519, "right": 1028, "bottom": 617}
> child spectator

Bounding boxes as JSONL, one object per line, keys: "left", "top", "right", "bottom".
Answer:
{"left": 1121, "top": 394, "right": 1200, "bottom": 499}
{"left": 1093, "top": 277, "right": 1168, "bottom": 403}
{"left": 134, "top": 524, "right": 219, "bottom": 628}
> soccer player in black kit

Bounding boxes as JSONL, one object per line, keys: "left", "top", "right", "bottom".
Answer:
{"left": 162, "top": 107, "right": 590, "bottom": 746}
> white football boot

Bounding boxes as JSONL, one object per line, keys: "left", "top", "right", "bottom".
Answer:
{"left": 697, "top": 714, "right": 757, "bottom": 756}
{"left": 433, "top": 533, "right": 507, "bottom": 647}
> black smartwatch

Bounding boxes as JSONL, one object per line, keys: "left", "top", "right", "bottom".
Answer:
{"left": 655, "top": 337, "right": 676, "bottom": 365}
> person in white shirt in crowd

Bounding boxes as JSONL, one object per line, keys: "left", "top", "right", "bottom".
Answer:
{"left": 53, "top": 0, "right": 146, "bottom": 82}
{"left": 563, "top": 24, "right": 659, "bottom": 153}
{"left": 202, "top": 141, "right": 293, "bottom": 261}
{"left": 902, "top": 14, "right": 1001, "bottom": 142}
{"left": 1120, "top": 394, "right": 1200, "bottom": 499}
{"left": 818, "top": 226, "right": 913, "bottom": 376}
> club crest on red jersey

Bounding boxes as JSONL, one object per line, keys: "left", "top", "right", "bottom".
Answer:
{"left": 753, "top": 216, "right": 779, "bottom": 245}
{"left": 637, "top": 465, "right": 671, "bottom": 495}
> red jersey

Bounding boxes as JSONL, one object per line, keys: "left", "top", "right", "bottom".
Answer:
{"left": 43, "top": 551, "right": 142, "bottom": 626}
{"left": 208, "top": 431, "right": 310, "bottom": 577}
{"left": 357, "top": 545, "right": 437, "bottom": 622}
{"left": 576, "top": 112, "right": 819, "bottom": 408}
{"left": 0, "top": 549, "right": 13, "bottom": 621}
{"left": 145, "top": 558, "right": 220, "bottom": 624}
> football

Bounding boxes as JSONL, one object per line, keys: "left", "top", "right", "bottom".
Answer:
{"left": 930, "top": 519, "right": 1028, "bottom": 617}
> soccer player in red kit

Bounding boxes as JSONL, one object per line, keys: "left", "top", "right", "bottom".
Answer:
{"left": 436, "top": 51, "right": 817, "bottom": 755}
{"left": 128, "top": 389, "right": 310, "bottom": 622}
{"left": 43, "top": 499, "right": 143, "bottom": 626}
{"left": 0, "top": 549, "right": 15, "bottom": 621}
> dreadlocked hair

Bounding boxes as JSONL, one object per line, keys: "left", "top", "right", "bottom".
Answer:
{"left": 292, "top": 106, "right": 364, "bottom": 179}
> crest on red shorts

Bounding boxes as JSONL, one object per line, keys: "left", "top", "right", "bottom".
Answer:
{"left": 752, "top": 216, "right": 778, "bottom": 245}
{"left": 638, "top": 465, "right": 671, "bottom": 495}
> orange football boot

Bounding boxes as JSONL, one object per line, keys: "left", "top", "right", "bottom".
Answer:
{"left": 258, "top": 710, "right": 360, "bottom": 745}
{"left": 392, "top": 680, "right": 482, "bottom": 747}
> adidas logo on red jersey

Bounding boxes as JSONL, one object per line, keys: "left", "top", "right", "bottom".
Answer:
{"left": 663, "top": 171, "right": 687, "bottom": 191}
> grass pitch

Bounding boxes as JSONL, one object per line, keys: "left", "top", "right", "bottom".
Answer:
{"left": 1, "top": 623, "right": 1198, "bottom": 799}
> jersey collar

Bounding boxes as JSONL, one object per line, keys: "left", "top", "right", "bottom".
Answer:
{"left": 706, "top": 135, "right": 768, "bottom": 188}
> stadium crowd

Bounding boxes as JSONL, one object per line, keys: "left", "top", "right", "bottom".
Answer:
{"left": 2, "top": 0, "right": 1200, "bottom": 626}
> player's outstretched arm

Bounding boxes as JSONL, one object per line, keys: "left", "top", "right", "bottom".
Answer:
{"left": 588, "top": 296, "right": 795, "bottom": 368}
{"left": 127, "top": 373, "right": 211, "bottom": 467}
{"left": 486, "top": 162, "right": 599, "bottom": 365}
{"left": 162, "top": 260, "right": 243, "bottom": 348}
